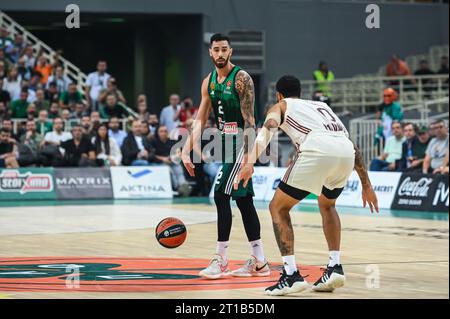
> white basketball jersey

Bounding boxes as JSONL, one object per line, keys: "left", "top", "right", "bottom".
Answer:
{"left": 279, "top": 98, "right": 349, "bottom": 150}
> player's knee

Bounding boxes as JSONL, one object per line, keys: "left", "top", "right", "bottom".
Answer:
{"left": 214, "top": 192, "right": 229, "bottom": 204}
{"left": 318, "top": 196, "right": 336, "bottom": 211}
{"left": 235, "top": 195, "right": 253, "bottom": 209}
{"left": 269, "top": 199, "right": 285, "bottom": 217}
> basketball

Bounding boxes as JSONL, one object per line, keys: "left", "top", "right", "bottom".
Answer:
{"left": 155, "top": 217, "right": 187, "bottom": 249}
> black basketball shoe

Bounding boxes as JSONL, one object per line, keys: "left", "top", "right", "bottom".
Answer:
{"left": 312, "top": 264, "right": 345, "bottom": 292}
{"left": 265, "top": 270, "right": 309, "bottom": 296}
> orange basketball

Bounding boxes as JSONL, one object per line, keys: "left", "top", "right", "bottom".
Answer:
{"left": 155, "top": 217, "right": 187, "bottom": 249}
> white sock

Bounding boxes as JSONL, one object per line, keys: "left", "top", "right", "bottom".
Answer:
{"left": 328, "top": 251, "right": 341, "bottom": 267}
{"left": 282, "top": 255, "right": 297, "bottom": 276}
{"left": 216, "top": 241, "right": 229, "bottom": 263}
{"left": 249, "top": 239, "right": 265, "bottom": 262}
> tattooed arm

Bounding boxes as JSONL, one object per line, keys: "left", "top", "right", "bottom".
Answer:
{"left": 353, "top": 143, "right": 379, "bottom": 213}
{"left": 235, "top": 70, "right": 256, "bottom": 156}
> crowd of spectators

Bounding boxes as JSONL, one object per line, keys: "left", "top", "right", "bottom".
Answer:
{"left": 386, "top": 54, "right": 449, "bottom": 95}
{"left": 0, "top": 29, "right": 220, "bottom": 196}
{"left": 370, "top": 119, "right": 449, "bottom": 174}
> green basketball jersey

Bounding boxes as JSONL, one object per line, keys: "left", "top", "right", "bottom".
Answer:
{"left": 207, "top": 65, "right": 248, "bottom": 163}
{"left": 208, "top": 65, "right": 255, "bottom": 198}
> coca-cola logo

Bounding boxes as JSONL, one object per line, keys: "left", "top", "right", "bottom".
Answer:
{"left": 398, "top": 177, "right": 433, "bottom": 197}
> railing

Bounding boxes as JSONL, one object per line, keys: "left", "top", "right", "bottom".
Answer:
{"left": 0, "top": 10, "right": 139, "bottom": 118}
{"left": 0, "top": 10, "right": 86, "bottom": 92}
{"left": 268, "top": 74, "right": 449, "bottom": 112}
{"left": 349, "top": 97, "right": 449, "bottom": 166}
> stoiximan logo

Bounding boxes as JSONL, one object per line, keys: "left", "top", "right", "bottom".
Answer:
{"left": 0, "top": 170, "right": 53, "bottom": 194}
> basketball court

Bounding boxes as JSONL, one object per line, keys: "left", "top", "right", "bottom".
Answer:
{"left": 0, "top": 199, "right": 447, "bottom": 299}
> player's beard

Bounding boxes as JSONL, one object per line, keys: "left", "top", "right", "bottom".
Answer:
{"left": 212, "top": 53, "right": 231, "bottom": 69}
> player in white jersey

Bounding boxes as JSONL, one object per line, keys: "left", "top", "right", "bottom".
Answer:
{"left": 235, "top": 75, "right": 379, "bottom": 296}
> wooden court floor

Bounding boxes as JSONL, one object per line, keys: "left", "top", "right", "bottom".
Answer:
{"left": 0, "top": 199, "right": 448, "bottom": 299}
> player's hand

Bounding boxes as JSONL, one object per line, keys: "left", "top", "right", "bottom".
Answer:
{"left": 362, "top": 185, "right": 379, "bottom": 213}
{"left": 234, "top": 163, "right": 254, "bottom": 190}
{"left": 181, "top": 153, "right": 195, "bottom": 177}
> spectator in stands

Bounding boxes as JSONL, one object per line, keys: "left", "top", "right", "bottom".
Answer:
{"left": 91, "top": 123, "right": 122, "bottom": 166}
{"left": 41, "top": 117, "right": 72, "bottom": 165}
{"left": 141, "top": 120, "right": 152, "bottom": 141}
{"left": 98, "top": 77, "right": 126, "bottom": 105}
{"left": 0, "top": 77, "right": 11, "bottom": 108}
{"left": 137, "top": 99, "right": 150, "bottom": 122}
{"left": 148, "top": 114, "right": 159, "bottom": 135}
{"left": 0, "top": 101, "right": 8, "bottom": 122}
{"left": 33, "top": 88, "right": 49, "bottom": 112}
{"left": 61, "top": 109, "right": 71, "bottom": 122}
{"left": 3, "top": 67, "right": 21, "bottom": 101}
{"left": 22, "top": 46, "right": 36, "bottom": 70}
{"left": 433, "top": 150, "right": 449, "bottom": 175}
{"left": 313, "top": 61, "right": 335, "bottom": 97}
{"left": 17, "top": 57, "right": 31, "bottom": 81}
{"left": 423, "top": 120, "right": 449, "bottom": 174}
{"left": 36, "top": 109, "right": 53, "bottom": 136}
{"left": 386, "top": 54, "right": 412, "bottom": 77}
{"left": 34, "top": 55, "right": 53, "bottom": 85}
{"left": 100, "top": 94, "right": 126, "bottom": 119}
{"left": 121, "top": 119, "right": 155, "bottom": 166}
{"left": 414, "top": 59, "right": 435, "bottom": 98}
{"left": 71, "top": 102, "right": 88, "bottom": 119}
{"left": 26, "top": 103, "right": 38, "bottom": 120}
{"left": 47, "top": 66, "right": 71, "bottom": 92}
{"left": 59, "top": 82, "right": 84, "bottom": 110}
{"left": 108, "top": 116, "right": 127, "bottom": 148}
{"left": 18, "top": 119, "right": 43, "bottom": 167}
{"left": 0, "top": 27, "right": 13, "bottom": 50}
{"left": 370, "top": 121, "right": 405, "bottom": 171}
{"left": 48, "top": 102, "right": 60, "bottom": 119}
{"left": 10, "top": 88, "right": 29, "bottom": 118}
{"left": 175, "top": 96, "right": 198, "bottom": 127}
{"left": 5, "top": 34, "right": 26, "bottom": 64}
{"left": 90, "top": 111, "right": 101, "bottom": 124}
{"left": 151, "top": 125, "right": 191, "bottom": 196}
{"left": 160, "top": 94, "right": 181, "bottom": 134}
{"left": 80, "top": 115, "right": 92, "bottom": 137}
{"left": 85, "top": 60, "right": 110, "bottom": 111}
{"left": 60, "top": 124, "right": 96, "bottom": 167}
{"left": 398, "top": 123, "right": 430, "bottom": 172}
{"left": 1, "top": 118, "right": 20, "bottom": 141}
{"left": 0, "top": 127, "right": 19, "bottom": 168}
{"left": 21, "top": 80, "right": 36, "bottom": 103}
{"left": 375, "top": 87, "right": 403, "bottom": 143}
{"left": 45, "top": 82, "right": 60, "bottom": 104}
{"left": 386, "top": 54, "right": 415, "bottom": 89}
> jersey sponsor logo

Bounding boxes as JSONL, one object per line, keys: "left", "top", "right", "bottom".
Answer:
{"left": 223, "top": 80, "right": 233, "bottom": 95}
{"left": 223, "top": 122, "right": 238, "bottom": 135}
{"left": 0, "top": 257, "right": 323, "bottom": 292}
{"left": 0, "top": 170, "right": 53, "bottom": 194}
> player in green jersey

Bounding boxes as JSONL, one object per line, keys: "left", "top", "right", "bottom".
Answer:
{"left": 181, "top": 34, "right": 270, "bottom": 279}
